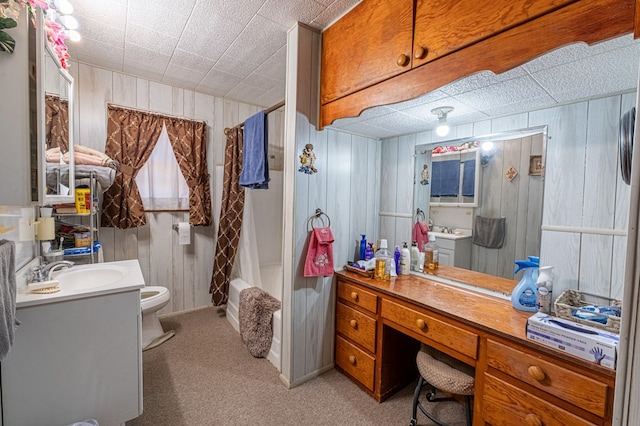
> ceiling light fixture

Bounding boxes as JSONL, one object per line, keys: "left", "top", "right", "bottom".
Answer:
{"left": 431, "top": 106, "right": 454, "bottom": 137}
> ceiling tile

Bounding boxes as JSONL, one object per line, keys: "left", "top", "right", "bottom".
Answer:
{"left": 312, "top": 0, "right": 363, "bottom": 29}
{"left": 222, "top": 15, "right": 288, "bottom": 66}
{"left": 169, "top": 49, "right": 216, "bottom": 75}
{"left": 175, "top": 33, "right": 229, "bottom": 64}
{"left": 258, "top": 0, "right": 326, "bottom": 28}
{"left": 126, "top": 0, "right": 197, "bottom": 39}
{"left": 182, "top": 3, "right": 245, "bottom": 47}
{"left": 386, "top": 90, "right": 450, "bottom": 111}
{"left": 68, "top": 38, "right": 124, "bottom": 72}
{"left": 333, "top": 121, "right": 393, "bottom": 139}
{"left": 225, "top": 83, "right": 268, "bottom": 104}
{"left": 197, "top": 69, "right": 245, "bottom": 96}
{"left": 213, "top": 58, "right": 257, "bottom": 79}
{"left": 125, "top": 23, "right": 178, "bottom": 57}
{"left": 124, "top": 43, "right": 171, "bottom": 76}
{"left": 399, "top": 98, "right": 482, "bottom": 124}
{"left": 453, "top": 76, "right": 554, "bottom": 111}
{"left": 253, "top": 46, "right": 287, "bottom": 81}
{"left": 439, "top": 67, "right": 527, "bottom": 96}
{"left": 162, "top": 64, "right": 203, "bottom": 90}
{"left": 242, "top": 72, "right": 281, "bottom": 89}
{"left": 253, "top": 84, "right": 286, "bottom": 108}
{"left": 71, "top": 15, "right": 125, "bottom": 50}
{"left": 204, "top": 0, "right": 267, "bottom": 27}
{"left": 331, "top": 105, "right": 397, "bottom": 127}
{"left": 72, "top": 0, "right": 127, "bottom": 28}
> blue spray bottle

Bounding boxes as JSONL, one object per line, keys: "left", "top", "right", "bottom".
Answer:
{"left": 511, "top": 258, "right": 540, "bottom": 311}
{"left": 359, "top": 235, "right": 367, "bottom": 261}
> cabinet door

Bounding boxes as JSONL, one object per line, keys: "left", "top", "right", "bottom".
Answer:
{"left": 321, "top": 0, "right": 414, "bottom": 105}
{"left": 439, "top": 247, "right": 454, "bottom": 266}
{"left": 412, "top": 0, "right": 575, "bottom": 67}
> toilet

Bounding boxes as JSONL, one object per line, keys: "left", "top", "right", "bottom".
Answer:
{"left": 140, "top": 286, "right": 175, "bottom": 351}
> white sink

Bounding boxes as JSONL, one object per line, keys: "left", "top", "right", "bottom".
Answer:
{"left": 52, "top": 263, "right": 130, "bottom": 291}
{"left": 430, "top": 230, "right": 472, "bottom": 240}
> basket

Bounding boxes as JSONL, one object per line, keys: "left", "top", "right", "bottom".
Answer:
{"left": 554, "top": 289, "right": 621, "bottom": 334}
{"left": 344, "top": 264, "right": 374, "bottom": 278}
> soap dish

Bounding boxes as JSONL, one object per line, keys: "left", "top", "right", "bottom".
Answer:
{"left": 28, "top": 280, "right": 60, "bottom": 294}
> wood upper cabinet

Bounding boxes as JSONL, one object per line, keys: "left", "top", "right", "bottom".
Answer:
{"left": 412, "top": 0, "right": 576, "bottom": 67}
{"left": 320, "top": 0, "right": 414, "bottom": 105}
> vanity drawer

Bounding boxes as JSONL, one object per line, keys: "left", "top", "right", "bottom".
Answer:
{"left": 482, "top": 373, "right": 597, "bottom": 426}
{"left": 336, "top": 302, "right": 377, "bottom": 353}
{"left": 381, "top": 299, "right": 477, "bottom": 359}
{"left": 335, "top": 335, "right": 375, "bottom": 391}
{"left": 337, "top": 280, "right": 378, "bottom": 315}
{"left": 486, "top": 339, "right": 608, "bottom": 418}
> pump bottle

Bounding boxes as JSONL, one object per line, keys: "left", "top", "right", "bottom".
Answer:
{"left": 536, "top": 266, "right": 554, "bottom": 314}
{"left": 511, "top": 258, "right": 539, "bottom": 312}
{"left": 374, "top": 239, "right": 393, "bottom": 281}
{"left": 400, "top": 242, "right": 411, "bottom": 275}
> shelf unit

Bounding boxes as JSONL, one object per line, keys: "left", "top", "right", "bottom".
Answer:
{"left": 51, "top": 171, "right": 100, "bottom": 263}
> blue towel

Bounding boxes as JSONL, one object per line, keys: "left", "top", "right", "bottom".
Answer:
{"left": 462, "top": 159, "right": 476, "bottom": 197}
{"left": 240, "top": 110, "right": 270, "bottom": 190}
{"left": 431, "top": 160, "right": 460, "bottom": 197}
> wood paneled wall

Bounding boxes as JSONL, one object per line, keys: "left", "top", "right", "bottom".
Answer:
{"left": 380, "top": 92, "right": 633, "bottom": 302}
{"left": 69, "top": 61, "right": 284, "bottom": 315}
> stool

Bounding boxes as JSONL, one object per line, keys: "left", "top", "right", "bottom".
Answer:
{"left": 409, "top": 344, "right": 475, "bottom": 426}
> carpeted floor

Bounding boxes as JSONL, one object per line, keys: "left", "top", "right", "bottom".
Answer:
{"left": 126, "top": 306, "right": 468, "bottom": 426}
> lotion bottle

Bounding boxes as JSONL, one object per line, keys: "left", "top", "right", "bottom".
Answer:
{"left": 511, "top": 258, "right": 539, "bottom": 312}
{"left": 536, "top": 266, "right": 554, "bottom": 314}
{"left": 400, "top": 242, "right": 411, "bottom": 275}
{"left": 410, "top": 241, "right": 419, "bottom": 271}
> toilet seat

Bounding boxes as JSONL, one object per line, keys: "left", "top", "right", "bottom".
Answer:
{"left": 141, "top": 286, "right": 170, "bottom": 314}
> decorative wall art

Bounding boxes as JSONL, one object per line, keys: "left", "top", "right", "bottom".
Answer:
{"left": 505, "top": 165, "right": 518, "bottom": 181}
{"left": 298, "top": 143, "right": 317, "bottom": 174}
{"left": 529, "top": 155, "right": 543, "bottom": 176}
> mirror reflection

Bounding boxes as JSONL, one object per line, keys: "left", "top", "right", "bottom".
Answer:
{"left": 414, "top": 127, "right": 545, "bottom": 279}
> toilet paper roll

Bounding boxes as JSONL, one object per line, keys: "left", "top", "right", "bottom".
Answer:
{"left": 36, "top": 217, "right": 55, "bottom": 241}
{"left": 178, "top": 222, "right": 191, "bottom": 245}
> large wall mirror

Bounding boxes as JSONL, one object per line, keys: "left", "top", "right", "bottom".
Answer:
{"left": 413, "top": 127, "right": 546, "bottom": 280}
{"left": 34, "top": 8, "right": 74, "bottom": 205}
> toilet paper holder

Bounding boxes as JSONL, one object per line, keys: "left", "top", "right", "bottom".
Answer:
{"left": 171, "top": 223, "right": 192, "bottom": 232}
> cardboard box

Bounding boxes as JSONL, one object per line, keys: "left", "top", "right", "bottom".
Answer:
{"left": 75, "top": 187, "right": 91, "bottom": 214}
{"left": 526, "top": 312, "right": 619, "bottom": 370}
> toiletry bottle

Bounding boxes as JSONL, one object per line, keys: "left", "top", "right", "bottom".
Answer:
{"left": 374, "top": 239, "right": 392, "bottom": 281}
{"left": 400, "top": 242, "right": 411, "bottom": 275}
{"left": 536, "top": 266, "right": 554, "bottom": 314}
{"left": 410, "top": 241, "right": 419, "bottom": 271}
{"left": 394, "top": 245, "right": 401, "bottom": 275}
{"left": 359, "top": 234, "right": 367, "bottom": 261}
{"left": 424, "top": 234, "right": 439, "bottom": 274}
{"left": 365, "top": 242, "right": 374, "bottom": 260}
{"left": 511, "top": 258, "right": 539, "bottom": 312}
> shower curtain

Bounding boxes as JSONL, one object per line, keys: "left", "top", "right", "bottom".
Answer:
{"left": 210, "top": 127, "right": 245, "bottom": 306}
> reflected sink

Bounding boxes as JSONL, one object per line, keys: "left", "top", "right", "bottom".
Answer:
{"left": 52, "top": 263, "right": 130, "bottom": 291}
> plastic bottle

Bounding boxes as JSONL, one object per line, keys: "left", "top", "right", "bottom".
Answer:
{"left": 365, "top": 242, "right": 374, "bottom": 261}
{"left": 410, "top": 241, "right": 420, "bottom": 271}
{"left": 374, "top": 239, "right": 393, "bottom": 281}
{"left": 424, "top": 234, "right": 439, "bottom": 274}
{"left": 511, "top": 258, "right": 540, "bottom": 312}
{"left": 359, "top": 234, "right": 367, "bottom": 261}
{"left": 394, "top": 245, "right": 401, "bottom": 275}
{"left": 536, "top": 266, "right": 554, "bottom": 314}
{"left": 400, "top": 242, "right": 411, "bottom": 275}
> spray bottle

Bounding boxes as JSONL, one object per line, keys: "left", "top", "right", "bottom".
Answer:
{"left": 536, "top": 266, "right": 554, "bottom": 314}
{"left": 511, "top": 257, "right": 539, "bottom": 312}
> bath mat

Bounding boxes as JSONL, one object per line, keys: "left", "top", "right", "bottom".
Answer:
{"left": 239, "top": 287, "right": 280, "bottom": 358}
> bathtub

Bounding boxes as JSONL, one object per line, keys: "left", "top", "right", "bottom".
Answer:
{"left": 227, "top": 264, "right": 282, "bottom": 370}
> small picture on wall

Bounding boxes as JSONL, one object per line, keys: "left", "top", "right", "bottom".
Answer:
{"left": 529, "top": 155, "right": 543, "bottom": 176}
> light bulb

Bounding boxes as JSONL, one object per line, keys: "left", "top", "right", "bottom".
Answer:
{"left": 436, "top": 124, "right": 450, "bottom": 137}
{"left": 59, "top": 15, "right": 78, "bottom": 30}
{"left": 67, "top": 29, "right": 81, "bottom": 42}
{"left": 482, "top": 141, "right": 494, "bottom": 152}
{"left": 56, "top": 0, "right": 74, "bottom": 15}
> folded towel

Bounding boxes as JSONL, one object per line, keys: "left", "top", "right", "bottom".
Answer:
{"left": 431, "top": 160, "right": 460, "bottom": 197}
{"left": 240, "top": 110, "right": 270, "bottom": 189}
{"left": 462, "top": 159, "right": 476, "bottom": 197}
{"left": 472, "top": 216, "right": 506, "bottom": 249}
{"left": 0, "top": 240, "right": 20, "bottom": 361}
{"left": 304, "top": 227, "right": 335, "bottom": 277}
{"left": 412, "top": 221, "right": 429, "bottom": 252}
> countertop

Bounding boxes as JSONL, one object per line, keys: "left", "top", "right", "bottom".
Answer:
{"left": 16, "top": 259, "right": 145, "bottom": 308}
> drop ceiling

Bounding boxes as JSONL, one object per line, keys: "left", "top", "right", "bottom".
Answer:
{"left": 68, "top": 0, "right": 640, "bottom": 140}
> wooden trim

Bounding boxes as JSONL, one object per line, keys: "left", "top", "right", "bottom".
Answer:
{"left": 320, "top": 0, "right": 635, "bottom": 128}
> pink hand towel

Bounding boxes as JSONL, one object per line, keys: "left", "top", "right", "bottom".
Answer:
{"left": 304, "top": 227, "right": 335, "bottom": 277}
{"left": 412, "top": 222, "right": 429, "bottom": 252}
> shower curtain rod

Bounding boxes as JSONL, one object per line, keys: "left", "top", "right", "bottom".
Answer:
{"left": 224, "top": 99, "right": 285, "bottom": 135}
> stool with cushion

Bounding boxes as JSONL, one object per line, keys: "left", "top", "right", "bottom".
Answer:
{"left": 409, "top": 343, "right": 475, "bottom": 426}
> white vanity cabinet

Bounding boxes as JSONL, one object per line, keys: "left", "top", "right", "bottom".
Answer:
{"left": 433, "top": 233, "right": 472, "bottom": 269}
{"left": 1, "top": 290, "right": 142, "bottom": 426}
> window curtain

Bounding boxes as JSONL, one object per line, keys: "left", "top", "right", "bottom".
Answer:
{"left": 164, "top": 117, "right": 212, "bottom": 226}
{"left": 210, "top": 127, "right": 245, "bottom": 306}
{"left": 45, "top": 94, "right": 69, "bottom": 151}
{"left": 101, "top": 105, "right": 164, "bottom": 229}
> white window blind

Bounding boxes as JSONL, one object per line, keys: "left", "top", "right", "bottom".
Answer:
{"left": 135, "top": 124, "right": 189, "bottom": 210}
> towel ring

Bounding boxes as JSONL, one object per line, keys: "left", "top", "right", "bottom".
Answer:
{"left": 307, "top": 208, "right": 331, "bottom": 231}
{"left": 416, "top": 208, "right": 426, "bottom": 222}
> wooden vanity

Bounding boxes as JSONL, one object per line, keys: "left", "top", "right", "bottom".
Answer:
{"left": 334, "top": 268, "right": 616, "bottom": 425}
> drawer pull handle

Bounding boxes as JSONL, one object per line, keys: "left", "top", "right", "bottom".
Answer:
{"left": 414, "top": 46, "right": 427, "bottom": 59}
{"left": 416, "top": 319, "right": 427, "bottom": 330}
{"left": 350, "top": 319, "right": 357, "bottom": 329}
{"left": 350, "top": 291, "right": 358, "bottom": 301}
{"left": 528, "top": 365, "right": 546, "bottom": 382}
{"left": 525, "top": 413, "right": 542, "bottom": 426}
{"left": 396, "top": 53, "right": 410, "bottom": 67}
{"left": 348, "top": 355, "right": 356, "bottom": 365}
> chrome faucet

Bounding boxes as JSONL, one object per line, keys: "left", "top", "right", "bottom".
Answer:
{"left": 32, "top": 260, "right": 75, "bottom": 282}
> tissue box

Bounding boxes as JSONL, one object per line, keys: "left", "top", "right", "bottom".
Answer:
{"left": 526, "top": 312, "right": 619, "bottom": 370}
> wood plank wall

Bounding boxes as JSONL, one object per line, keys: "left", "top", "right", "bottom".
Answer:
{"left": 379, "top": 92, "right": 633, "bottom": 302}
{"left": 68, "top": 61, "right": 284, "bottom": 315}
